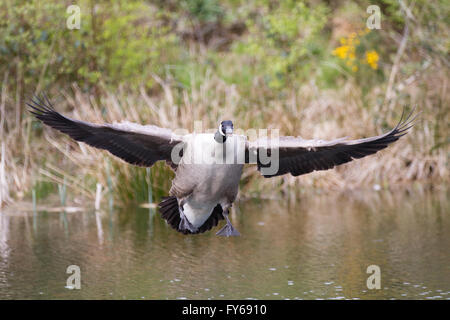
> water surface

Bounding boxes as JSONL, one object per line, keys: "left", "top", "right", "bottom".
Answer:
{"left": 0, "top": 188, "right": 449, "bottom": 299}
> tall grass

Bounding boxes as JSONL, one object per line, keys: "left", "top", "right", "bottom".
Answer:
{"left": 0, "top": 65, "right": 448, "bottom": 208}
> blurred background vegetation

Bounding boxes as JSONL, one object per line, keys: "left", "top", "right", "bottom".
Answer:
{"left": 0, "top": 0, "right": 448, "bottom": 208}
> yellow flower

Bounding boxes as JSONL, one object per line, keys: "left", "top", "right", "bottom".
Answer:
{"left": 366, "top": 50, "right": 379, "bottom": 69}
{"left": 340, "top": 37, "right": 346, "bottom": 45}
{"left": 332, "top": 45, "right": 350, "bottom": 59}
{"left": 348, "top": 51, "right": 356, "bottom": 60}
{"left": 352, "top": 65, "right": 358, "bottom": 72}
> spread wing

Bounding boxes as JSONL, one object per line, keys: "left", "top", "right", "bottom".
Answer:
{"left": 28, "top": 95, "right": 184, "bottom": 168}
{"left": 246, "top": 108, "right": 418, "bottom": 178}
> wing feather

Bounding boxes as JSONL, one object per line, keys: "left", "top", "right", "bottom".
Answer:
{"left": 28, "top": 95, "right": 184, "bottom": 168}
{"left": 247, "top": 107, "right": 419, "bottom": 177}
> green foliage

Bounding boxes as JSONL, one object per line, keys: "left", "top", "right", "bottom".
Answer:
{"left": 182, "top": 0, "right": 224, "bottom": 22}
{"left": 1, "top": 0, "right": 447, "bottom": 95}
{"left": 0, "top": 0, "right": 180, "bottom": 91}
{"left": 29, "top": 180, "right": 56, "bottom": 200}
{"left": 95, "top": 2, "right": 179, "bottom": 88}
{"left": 232, "top": 0, "right": 329, "bottom": 89}
{"left": 0, "top": 1, "right": 65, "bottom": 88}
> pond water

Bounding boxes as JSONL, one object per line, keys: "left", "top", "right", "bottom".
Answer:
{"left": 0, "top": 187, "right": 449, "bottom": 300}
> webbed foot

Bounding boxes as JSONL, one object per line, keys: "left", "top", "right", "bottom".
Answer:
{"left": 216, "top": 212, "right": 240, "bottom": 237}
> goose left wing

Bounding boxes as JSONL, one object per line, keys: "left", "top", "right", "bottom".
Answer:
{"left": 28, "top": 95, "right": 184, "bottom": 168}
{"left": 246, "top": 108, "right": 418, "bottom": 177}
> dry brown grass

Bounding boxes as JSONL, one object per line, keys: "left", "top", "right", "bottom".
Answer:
{"left": 0, "top": 66, "right": 448, "bottom": 208}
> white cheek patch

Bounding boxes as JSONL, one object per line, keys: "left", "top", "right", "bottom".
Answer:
{"left": 219, "top": 124, "right": 225, "bottom": 136}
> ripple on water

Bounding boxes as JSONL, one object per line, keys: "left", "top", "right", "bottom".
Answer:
{"left": 2, "top": 189, "right": 448, "bottom": 300}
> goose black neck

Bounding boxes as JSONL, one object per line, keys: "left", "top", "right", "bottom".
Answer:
{"left": 214, "top": 130, "right": 226, "bottom": 143}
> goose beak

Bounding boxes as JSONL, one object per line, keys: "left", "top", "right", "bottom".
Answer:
{"left": 225, "top": 127, "right": 233, "bottom": 136}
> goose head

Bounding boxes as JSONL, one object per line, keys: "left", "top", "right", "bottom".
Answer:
{"left": 214, "top": 120, "right": 233, "bottom": 143}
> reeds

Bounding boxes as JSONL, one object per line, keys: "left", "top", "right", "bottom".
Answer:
{"left": 0, "top": 143, "right": 9, "bottom": 207}
{"left": 0, "top": 74, "right": 11, "bottom": 207}
{"left": 0, "top": 67, "right": 448, "bottom": 208}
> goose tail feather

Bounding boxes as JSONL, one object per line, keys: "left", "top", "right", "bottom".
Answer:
{"left": 158, "top": 196, "right": 224, "bottom": 235}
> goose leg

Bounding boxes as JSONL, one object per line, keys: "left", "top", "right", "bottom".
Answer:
{"left": 178, "top": 200, "right": 197, "bottom": 233}
{"left": 216, "top": 208, "right": 240, "bottom": 237}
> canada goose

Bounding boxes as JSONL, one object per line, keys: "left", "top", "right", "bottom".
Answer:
{"left": 28, "top": 95, "right": 417, "bottom": 236}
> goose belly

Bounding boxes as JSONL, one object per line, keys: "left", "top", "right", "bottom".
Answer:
{"left": 183, "top": 163, "right": 243, "bottom": 228}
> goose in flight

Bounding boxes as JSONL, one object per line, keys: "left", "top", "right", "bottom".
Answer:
{"left": 28, "top": 95, "right": 417, "bottom": 236}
